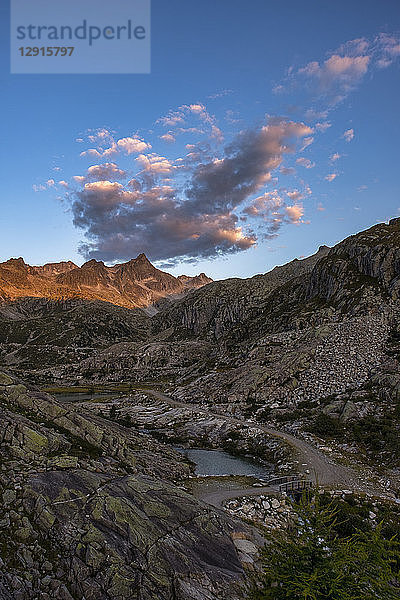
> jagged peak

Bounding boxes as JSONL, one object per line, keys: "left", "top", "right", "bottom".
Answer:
{"left": 43, "top": 260, "right": 77, "bottom": 268}
{"left": 134, "top": 253, "right": 152, "bottom": 264}
{"left": 81, "top": 259, "right": 105, "bottom": 269}
{"left": 4, "top": 257, "right": 26, "bottom": 267}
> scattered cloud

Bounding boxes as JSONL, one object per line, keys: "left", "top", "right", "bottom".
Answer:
{"left": 73, "top": 175, "right": 86, "bottom": 184}
{"left": 285, "top": 204, "right": 304, "bottom": 224}
{"left": 305, "top": 109, "right": 329, "bottom": 121}
{"left": 117, "top": 137, "right": 151, "bottom": 154}
{"left": 35, "top": 31, "right": 400, "bottom": 269}
{"left": 87, "top": 128, "right": 113, "bottom": 144}
{"left": 275, "top": 33, "right": 400, "bottom": 108}
{"left": 156, "top": 103, "right": 221, "bottom": 144}
{"left": 79, "top": 130, "right": 151, "bottom": 158}
{"left": 272, "top": 84, "right": 285, "bottom": 95}
{"left": 225, "top": 109, "right": 241, "bottom": 124}
{"left": 315, "top": 121, "right": 331, "bottom": 132}
{"left": 243, "top": 191, "right": 283, "bottom": 217}
{"left": 296, "top": 157, "right": 315, "bottom": 169}
{"left": 243, "top": 190, "right": 305, "bottom": 236}
{"left": 159, "top": 133, "right": 176, "bottom": 143}
{"left": 286, "top": 190, "right": 304, "bottom": 201}
{"left": 300, "top": 136, "right": 314, "bottom": 151}
{"left": 280, "top": 166, "right": 296, "bottom": 176}
{"left": 297, "top": 53, "right": 370, "bottom": 104}
{"left": 211, "top": 125, "right": 224, "bottom": 143}
{"left": 325, "top": 173, "right": 338, "bottom": 182}
{"left": 375, "top": 33, "right": 400, "bottom": 68}
{"left": 136, "top": 153, "right": 175, "bottom": 176}
{"left": 343, "top": 128, "right": 354, "bottom": 142}
{"left": 207, "top": 89, "right": 233, "bottom": 100}
{"left": 86, "top": 163, "right": 128, "bottom": 181}
{"left": 33, "top": 179, "right": 55, "bottom": 192}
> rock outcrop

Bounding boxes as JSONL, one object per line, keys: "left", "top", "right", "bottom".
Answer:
{"left": 151, "top": 245, "right": 331, "bottom": 341}
{"left": 0, "top": 298, "right": 151, "bottom": 378}
{"left": 0, "top": 372, "right": 255, "bottom": 600}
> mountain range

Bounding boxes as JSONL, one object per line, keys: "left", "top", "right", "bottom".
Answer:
{"left": 0, "top": 254, "right": 212, "bottom": 308}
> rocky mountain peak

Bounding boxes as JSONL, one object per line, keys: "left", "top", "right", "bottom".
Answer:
{"left": 81, "top": 259, "right": 105, "bottom": 269}
{"left": 134, "top": 253, "right": 151, "bottom": 264}
{"left": 4, "top": 257, "right": 26, "bottom": 268}
{"left": 34, "top": 261, "right": 78, "bottom": 276}
{"left": 0, "top": 255, "right": 211, "bottom": 308}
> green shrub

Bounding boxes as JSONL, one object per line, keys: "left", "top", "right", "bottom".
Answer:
{"left": 350, "top": 416, "right": 399, "bottom": 457}
{"left": 309, "top": 413, "right": 343, "bottom": 437}
{"left": 248, "top": 492, "right": 400, "bottom": 600}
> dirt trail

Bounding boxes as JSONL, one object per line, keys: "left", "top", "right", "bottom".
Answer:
{"left": 143, "top": 389, "right": 388, "bottom": 500}
{"left": 196, "top": 485, "right": 279, "bottom": 508}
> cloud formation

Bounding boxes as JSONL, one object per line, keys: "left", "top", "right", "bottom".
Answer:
{"left": 243, "top": 190, "right": 305, "bottom": 236}
{"left": 297, "top": 53, "right": 370, "bottom": 104}
{"left": 275, "top": 33, "right": 400, "bottom": 108}
{"left": 343, "top": 128, "right": 354, "bottom": 142}
{"left": 296, "top": 157, "right": 315, "bottom": 169}
{"left": 43, "top": 31, "right": 400, "bottom": 268}
{"left": 79, "top": 130, "right": 151, "bottom": 158}
{"left": 70, "top": 118, "right": 312, "bottom": 263}
{"left": 86, "top": 163, "right": 128, "bottom": 181}
{"left": 325, "top": 173, "right": 338, "bottom": 182}
{"left": 157, "top": 103, "right": 223, "bottom": 144}
{"left": 159, "top": 133, "right": 176, "bottom": 143}
{"left": 33, "top": 179, "right": 55, "bottom": 192}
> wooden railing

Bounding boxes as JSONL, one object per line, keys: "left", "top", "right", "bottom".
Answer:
{"left": 278, "top": 479, "right": 313, "bottom": 493}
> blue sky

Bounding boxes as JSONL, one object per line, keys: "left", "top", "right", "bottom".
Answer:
{"left": 1, "top": 0, "right": 399, "bottom": 279}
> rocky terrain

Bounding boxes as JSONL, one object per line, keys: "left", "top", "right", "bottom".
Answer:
{"left": 0, "top": 298, "right": 151, "bottom": 379}
{"left": 0, "top": 217, "right": 400, "bottom": 599}
{"left": 0, "top": 372, "right": 262, "bottom": 600}
{"left": 35, "top": 218, "right": 398, "bottom": 476}
{"left": 0, "top": 255, "right": 212, "bottom": 309}
{"left": 74, "top": 392, "right": 292, "bottom": 472}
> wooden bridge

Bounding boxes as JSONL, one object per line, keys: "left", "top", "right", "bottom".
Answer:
{"left": 201, "top": 474, "right": 314, "bottom": 508}
{"left": 265, "top": 475, "right": 313, "bottom": 494}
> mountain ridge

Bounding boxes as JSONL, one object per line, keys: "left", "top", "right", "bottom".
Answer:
{"left": 0, "top": 254, "right": 213, "bottom": 309}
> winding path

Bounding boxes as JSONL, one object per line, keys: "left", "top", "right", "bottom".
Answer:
{"left": 142, "top": 389, "right": 387, "bottom": 502}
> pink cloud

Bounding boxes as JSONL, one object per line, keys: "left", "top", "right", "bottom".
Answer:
{"left": 325, "top": 173, "right": 338, "bottom": 182}
{"left": 117, "top": 137, "right": 151, "bottom": 154}
{"left": 343, "top": 128, "right": 354, "bottom": 142}
{"left": 296, "top": 157, "right": 315, "bottom": 169}
{"left": 285, "top": 204, "right": 304, "bottom": 223}
{"left": 160, "top": 133, "right": 176, "bottom": 143}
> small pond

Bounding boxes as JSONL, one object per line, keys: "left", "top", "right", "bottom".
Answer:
{"left": 175, "top": 448, "right": 272, "bottom": 479}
